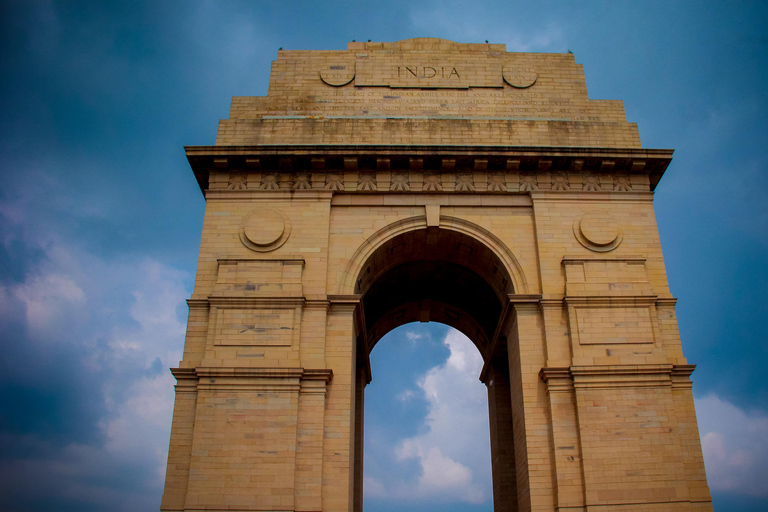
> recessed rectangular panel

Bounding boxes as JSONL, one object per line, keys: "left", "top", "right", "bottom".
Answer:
{"left": 213, "top": 259, "right": 304, "bottom": 298}
{"left": 214, "top": 308, "right": 295, "bottom": 346}
{"left": 355, "top": 55, "right": 502, "bottom": 88}
{"left": 576, "top": 306, "right": 654, "bottom": 344}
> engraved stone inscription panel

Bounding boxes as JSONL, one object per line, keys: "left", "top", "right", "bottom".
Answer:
{"left": 212, "top": 307, "right": 297, "bottom": 347}
{"left": 355, "top": 55, "right": 503, "bottom": 89}
{"left": 213, "top": 259, "right": 304, "bottom": 298}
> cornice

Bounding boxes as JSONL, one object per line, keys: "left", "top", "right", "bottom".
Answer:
{"left": 539, "top": 364, "right": 697, "bottom": 391}
{"left": 207, "top": 296, "right": 306, "bottom": 308}
{"left": 186, "top": 144, "right": 673, "bottom": 194}
{"left": 186, "top": 144, "right": 674, "bottom": 158}
{"left": 564, "top": 295, "right": 658, "bottom": 307}
{"left": 170, "top": 367, "right": 335, "bottom": 393}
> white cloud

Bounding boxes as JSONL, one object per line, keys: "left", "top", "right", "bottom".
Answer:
{"left": 0, "top": 235, "right": 188, "bottom": 509}
{"left": 14, "top": 273, "right": 85, "bottom": 331}
{"left": 397, "top": 389, "right": 416, "bottom": 402}
{"left": 407, "top": 1, "right": 565, "bottom": 52}
{"left": 102, "top": 372, "right": 177, "bottom": 482}
{"left": 405, "top": 330, "right": 423, "bottom": 341}
{"left": 364, "top": 475, "right": 386, "bottom": 498}
{"left": 696, "top": 394, "right": 768, "bottom": 496}
{"left": 96, "top": 259, "right": 187, "bottom": 481}
{"left": 102, "top": 259, "right": 187, "bottom": 368}
{"left": 368, "top": 328, "right": 491, "bottom": 504}
{"left": 396, "top": 444, "right": 482, "bottom": 503}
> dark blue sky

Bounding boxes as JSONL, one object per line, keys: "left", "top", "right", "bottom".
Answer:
{"left": 0, "top": 1, "right": 766, "bottom": 511}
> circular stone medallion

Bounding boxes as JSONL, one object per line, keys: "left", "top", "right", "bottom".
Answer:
{"left": 240, "top": 209, "right": 290, "bottom": 252}
{"left": 573, "top": 212, "right": 623, "bottom": 252}
{"left": 320, "top": 61, "right": 355, "bottom": 86}
{"left": 502, "top": 65, "right": 538, "bottom": 88}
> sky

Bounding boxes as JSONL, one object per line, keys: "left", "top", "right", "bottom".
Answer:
{"left": 0, "top": 1, "right": 766, "bottom": 511}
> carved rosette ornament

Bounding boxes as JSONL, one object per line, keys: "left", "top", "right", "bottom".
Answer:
{"left": 292, "top": 173, "right": 311, "bottom": 190}
{"left": 228, "top": 172, "right": 247, "bottom": 190}
{"left": 551, "top": 172, "right": 570, "bottom": 191}
{"left": 423, "top": 173, "right": 442, "bottom": 191}
{"left": 390, "top": 173, "right": 410, "bottom": 191}
{"left": 613, "top": 175, "right": 632, "bottom": 191}
{"left": 520, "top": 172, "right": 538, "bottom": 191}
{"left": 260, "top": 173, "right": 280, "bottom": 190}
{"left": 325, "top": 173, "right": 344, "bottom": 191}
{"left": 357, "top": 173, "right": 377, "bottom": 191}
{"left": 240, "top": 208, "right": 291, "bottom": 252}
{"left": 487, "top": 172, "right": 506, "bottom": 192}
{"left": 455, "top": 173, "right": 474, "bottom": 192}
{"left": 583, "top": 174, "right": 601, "bottom": 191}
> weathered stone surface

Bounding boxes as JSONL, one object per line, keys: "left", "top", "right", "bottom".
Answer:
{"left": 162, "top": 38, "right": 712, "bottom": 512}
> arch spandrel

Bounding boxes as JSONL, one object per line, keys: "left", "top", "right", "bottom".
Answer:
{"left": 337, "top": 214, "right": 530, "bottom": 297}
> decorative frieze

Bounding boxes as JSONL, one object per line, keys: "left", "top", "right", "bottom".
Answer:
{"left": 190, "top": 149, "right": 671, "bottom": 194}
{"left": 422, "top": 172, "right": 443, "bottom": 191}
{"left": 200, "top": 152, "right": 668, "bottom": 195}
{"left": 455, "top": 172, "right": 474, "bottom": 192}
{"left": 260, "top": 172, "right": 280, "bottom": 190}
{"left": 293, "top": 172, "right": 312, "bottom": 190}
{"left": 551, "top": 171, "right": 570, "bottom": 191}
{"left": 227, "top": 172, "right": 247, "bottom": 190}
{"left": 582, "top": 173, "right": 601, "bottom": 191}
{"left": 390, "top": 173, "right": 409, "bottom": 191}
{"left": 215, "top": 168, "right": 656, "bottom": 194}
{"left": 519, "top": 172, "right": 538, "bottom": 191}
{"left": 613, "top": 174, "right": 632, "bottom": 191}
{"left": 487, "top": 172, "right": 506, "bottom": 192}
{"left": 325, "top": 173, "right": 344, "bottom": 190}
{"left": 357, "top": 172, "right": 377, "bottom": 191}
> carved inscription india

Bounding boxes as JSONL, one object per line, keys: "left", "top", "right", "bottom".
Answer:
{"left": 397, "top": 66, "right": 461, "bottom": 79}
{"left": 354, "top": 58, "right": 496, "bottom": 89}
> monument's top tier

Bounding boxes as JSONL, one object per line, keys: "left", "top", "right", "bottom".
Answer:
{"left": 216, "top": 38, "right": 641, "bottom": 148}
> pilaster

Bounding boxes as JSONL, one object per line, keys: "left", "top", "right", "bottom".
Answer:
{"left": 160, "top": 368, "right": 198, "bottom": 512}
{"left": 539, "top": 367, "right": 586, "bottom": 511}
{"left": 508, "top": 297, "right": 553, "bottom": 512}
{"left": 322, "top": 296, "right": 360, "bottom": 512}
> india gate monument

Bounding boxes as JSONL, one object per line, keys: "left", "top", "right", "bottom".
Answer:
{"left": 161, "top": 38, "right": 712, "bottom": 511}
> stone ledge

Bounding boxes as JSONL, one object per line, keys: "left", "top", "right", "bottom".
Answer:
{"left": 538, "top": 364, "right": 698, "bottom": 390}
{"left": 169, "top": 367, "right": 334, "bottom": 393}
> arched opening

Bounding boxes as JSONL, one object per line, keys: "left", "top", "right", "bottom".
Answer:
{"left": 351, "top": 227, "right": 525, "bottom": 512}
{"left": 363, "top": 322, "right": 492, "bottom": 512}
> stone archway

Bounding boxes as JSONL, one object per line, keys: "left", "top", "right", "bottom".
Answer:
{"left": 161, "top": 38, "right": 712, "bottom": 512}
{"left": 350, "top": 226, "right": 527, "bottom": 512}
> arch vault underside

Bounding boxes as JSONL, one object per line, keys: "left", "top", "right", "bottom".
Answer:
{"left": 161, "top": 39, "right": 712, "bottom": 512}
